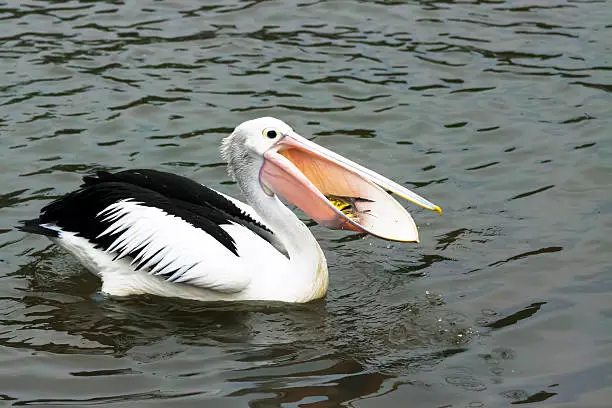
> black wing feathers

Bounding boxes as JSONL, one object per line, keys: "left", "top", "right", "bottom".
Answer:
{"left": 19, "top": 169, "right": 278, "bottom": 258}
{"left": 18, "top": 219, "right": 59, "bottom": 237}
{"left": 37, "top": 181, "right": 239, "bottom": 255}
{"left": 83, "top": 169, "right": 271, "bottom": 233}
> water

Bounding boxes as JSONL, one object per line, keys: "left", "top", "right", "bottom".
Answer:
{"left": 1, "top": 0, "right": 611, "bottom": 406}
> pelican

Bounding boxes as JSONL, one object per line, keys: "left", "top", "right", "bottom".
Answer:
{"left": 19, "top": 117, "right": 441, "bottom": 303}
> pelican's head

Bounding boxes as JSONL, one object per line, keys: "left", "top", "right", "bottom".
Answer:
{"left": 222, "top": 117, "right": 441, "bottom": 242}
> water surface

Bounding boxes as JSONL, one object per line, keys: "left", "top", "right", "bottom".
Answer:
{"left": 1, "top": 0, "right": 611, "bottom": 406}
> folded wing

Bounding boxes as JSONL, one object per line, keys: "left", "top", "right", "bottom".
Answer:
{"left": 18, "top": 170, "right": 288, "bottom": 293}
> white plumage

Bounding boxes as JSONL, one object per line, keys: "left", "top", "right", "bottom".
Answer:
{"left": 20, "top": 117, "right": 440, "bottom": 303}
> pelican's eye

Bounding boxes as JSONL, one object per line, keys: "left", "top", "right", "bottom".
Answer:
{"left": 263, "top": 128, "right": 278, "bottom": 139}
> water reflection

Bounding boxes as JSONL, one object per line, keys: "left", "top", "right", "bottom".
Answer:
{"left": 230, "top": 359, "right": 393, "bottom": 408}
{"left": 8, "top": 250, "right": 328, "bottom": 355}
{"left": 1, "top": 245, "right": 481, "bottom": 405}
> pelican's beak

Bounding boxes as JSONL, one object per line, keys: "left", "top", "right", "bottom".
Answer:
{"left": 260, "top": 132, "right": 441, "bottom": 242}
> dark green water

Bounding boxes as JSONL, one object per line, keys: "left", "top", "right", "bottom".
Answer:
{"left": 1, "top": 0, "right": 611, "bottom": 406}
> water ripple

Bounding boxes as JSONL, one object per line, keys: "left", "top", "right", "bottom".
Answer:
{"left": 0, "top": 0, "right": 610, "bottom": 406}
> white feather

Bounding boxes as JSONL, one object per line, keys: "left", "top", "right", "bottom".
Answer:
{"left": 93, "top": 199, "right": 254, "bottom": 293}
{"left": 31, "top": 118, "right": 337, "bottom": 303}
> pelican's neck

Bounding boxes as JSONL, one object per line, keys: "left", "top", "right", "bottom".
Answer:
{"left": 234, "top": 162, "right": 328, "bottom": 299}
{"left": 240, "top": 176, "right": 321, "bottom": 260}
